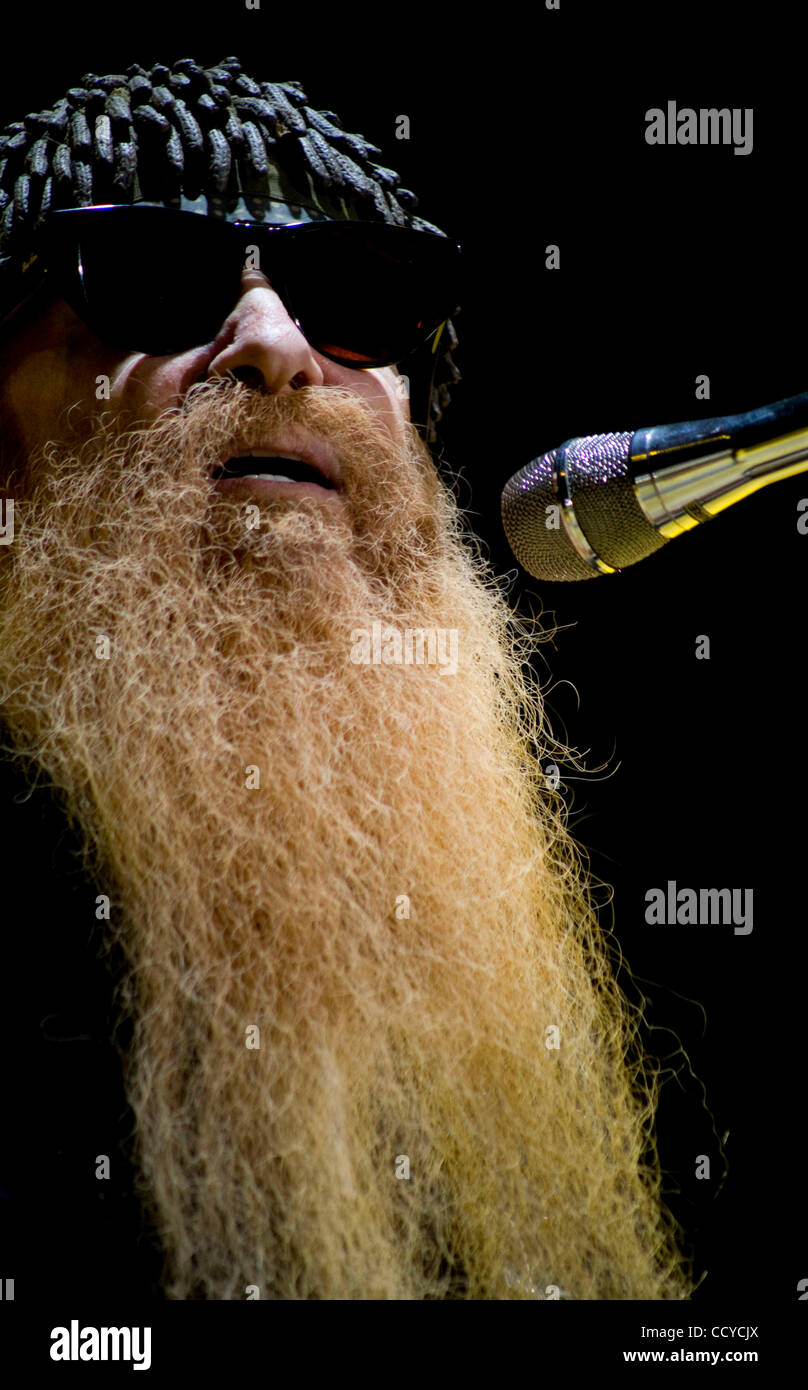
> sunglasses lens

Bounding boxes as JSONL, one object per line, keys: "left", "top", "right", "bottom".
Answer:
{"left": 45, "top": 210, "right": 460, "bottom": 367}
{"left": 58, "top": 208, "right": 240, "bottom": 355}
{"left": 280, "top": 223, "right": 460, "bottom": 367}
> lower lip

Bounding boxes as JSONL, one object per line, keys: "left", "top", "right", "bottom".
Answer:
{"left": 211, "top": 476, "right": 340, "bottom": 501}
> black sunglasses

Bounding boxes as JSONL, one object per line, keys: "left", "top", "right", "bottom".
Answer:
{"left": 25, "top": 203, "right": 462, "bottom": 371}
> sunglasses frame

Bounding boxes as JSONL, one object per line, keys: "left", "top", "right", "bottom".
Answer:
{"left": 32, "top": 203, "right": 461, "bottom": 380}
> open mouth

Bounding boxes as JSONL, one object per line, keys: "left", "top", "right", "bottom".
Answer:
{"left": 210, "top": 454, "right": 337, "bottom": 489}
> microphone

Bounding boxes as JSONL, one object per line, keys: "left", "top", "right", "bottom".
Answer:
{"left": 501, "top": 390, "right": 808, "bottom": 581}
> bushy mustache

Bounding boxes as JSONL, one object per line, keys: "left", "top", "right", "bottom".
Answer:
{"left": 14, "top": 375, "right": 450, "bottom": 610}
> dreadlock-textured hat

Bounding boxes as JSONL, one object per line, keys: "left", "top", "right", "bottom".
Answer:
{"left": 0, "top": 56, "right": 460, "bottom": 443}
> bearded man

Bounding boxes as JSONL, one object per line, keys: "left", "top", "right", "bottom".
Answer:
{"left": 0, "top": 58, "right": 692, "bottom": 1301}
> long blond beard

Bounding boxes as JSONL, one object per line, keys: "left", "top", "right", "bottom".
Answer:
{"left": 0, "top": 378, "right": 691, "bottom": 1299}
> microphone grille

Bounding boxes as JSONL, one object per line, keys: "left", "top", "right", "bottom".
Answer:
{"left": 502, "top": 432, "right": 668, "bottom": 581}
{"left": 501, "top": 447, "right": 599, "bottom": 582}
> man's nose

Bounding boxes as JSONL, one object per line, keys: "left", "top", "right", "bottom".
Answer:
{"left": 206, "top": 267, "right": 327, "bottom": 394}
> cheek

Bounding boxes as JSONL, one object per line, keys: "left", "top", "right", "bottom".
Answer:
{"left": 108, "top": 347, "right": 217, "bottom": 423}
{"left": 356, "top": 369, "right": 410, "bottom": 441}
{"left": 0, "top": 348, "right": 79, "bottom": 457}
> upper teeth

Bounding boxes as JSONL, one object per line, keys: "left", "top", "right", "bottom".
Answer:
{"left": 226, "top": 452, "right": 315, "bottom": 483}
{"left": 239, "top": 452, "right": 309, "bottom": 464}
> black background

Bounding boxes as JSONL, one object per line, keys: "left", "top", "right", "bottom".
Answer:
{"left": 0, "top": 0, "right": 802, "bottom": 1367}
